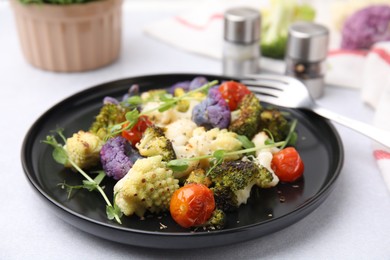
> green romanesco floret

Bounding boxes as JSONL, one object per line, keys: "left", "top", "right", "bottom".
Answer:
{"left": 113, "top": 155, "right": 180, "bottom": 217}
{"left": 208, "top": 160, "right": 262, "bottom": 211}
{"left": 255, "top": 164, "right": 275, "bottom": 188}
{"left": 89, "top": 103, "right": 128, "bottom": 139}
{"left": 136, "top": 125, "right": 176, "bottom": 161}
{"left": 228, "top": 93, "right": 262, "bottom": 140}
{"left": 63, "top": 130, "right": 103, "bottom": 170}
{"left": 258, "top": 109, "right": 290, "bottom": 142}
{"left": 184, "top": 168, "right": 212, "bottom": 187}
{"left": 260, "top": 0, "right": 316, "bottom": 59}
{"left": 196, "top": 208, "right": 226, "bottom": 230}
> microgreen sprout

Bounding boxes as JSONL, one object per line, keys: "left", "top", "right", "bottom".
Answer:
{"left": 42, "top": 129, "right": 122, "bottom": 224}
{"left": 57, "top": 170, "right": 106, "bottom": 199}
{"left": 167, "top": 118, "right": 298, "bottom": 173}
{"left": 167, "top": 141, "right": 286, "bottom": 173}
{"left": 280, "top": 119, "right": 297, "bottom": 149}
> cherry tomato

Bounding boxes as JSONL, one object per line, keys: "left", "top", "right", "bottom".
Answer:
{"left": 121, "top": 115, "right": 153, "bottom": 146}
{"left": 271, "top": 147, "right": 304, "bottom": 182}
{"left": 218, "top": 81, "right": 251, "bottom": 111}
{"left": 170, "top": 183, "right": 215, "bottom": 228}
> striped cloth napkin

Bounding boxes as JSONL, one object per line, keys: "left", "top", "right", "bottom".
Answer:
{"left": 359, "top": 42, "right": 390, "bottom": 190}
{"left": 143, "top": 1, "right": 390, "bottom": 191}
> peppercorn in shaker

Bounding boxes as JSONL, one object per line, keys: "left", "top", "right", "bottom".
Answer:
{"left": 223, "top": 7, "right": 261, "bottom": 77}
{"left": 285, "top": 21, "right": 329, "bottom": 99}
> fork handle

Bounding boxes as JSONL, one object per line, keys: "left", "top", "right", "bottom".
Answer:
{"left": 312, "top": 105, "right": 390, "bottom": 149}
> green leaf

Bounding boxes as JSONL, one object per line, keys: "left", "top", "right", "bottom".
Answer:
{"left": 106, "top": 193, "right": 123, "bottom": 221}
{"left": 159, "top": 93, "right": 174, "bottom": 101}
{"left": 82, "top": 180, "right": 98, "bottom": 191}
{"left": 92, "top": 171, "right": 106, "bottom": 185}
{"left": 125, "top": 109, "right": 140, "bottom": 122}
{"left": 52, "top": 146, "right": 68, "bottom": 165}
{"left": 125, "top": 95, "right": 143, "bottom": 106}
{"left": 106, "top": 205, "right": 119, "bottom": 220}
{"left": 167, "top": 159, "right": 189, "bottom": 172}
{"left": 213, "top": 150, "right": 226, "bottom": 160}
{"left": 288, "top": 131, "right": 298, "bottom": 146}
{"left": 158, "top": 101, "right": 176, "bottom": 112}
{"left": 237, "top": 135, "right": 255, "bottom": 149}
{"left": 281, "top": 119, "right": 298, "bottom": 149}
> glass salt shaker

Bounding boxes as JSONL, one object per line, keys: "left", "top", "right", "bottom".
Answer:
{"left": 285, "top": 21, "right": 329, "bottom": 99}
{"left": 223, "top": 7, "right": 261, "bottom": 77}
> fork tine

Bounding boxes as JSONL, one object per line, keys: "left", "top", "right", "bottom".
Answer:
{"left": 241, "top": 79, "right": 285, "bottom": 90}
{"left": 244, "top": 73, "right": 294, "bottom": 85}
{"left": 246, "top": 86, "right": 281, "bottom": 97}
{"left": 252, "top": 93, "right": 279, "bottom": 105}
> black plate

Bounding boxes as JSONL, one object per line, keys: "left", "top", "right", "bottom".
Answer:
{"left": 21, "top": 73, "right": 343, "bottom": 249}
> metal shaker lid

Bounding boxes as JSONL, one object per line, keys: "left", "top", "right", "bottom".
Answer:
{"left": 224, "top": 7, "right": 260, "bottom": 44}
{"left": 286, "top": 21, "right": 329, "bottom": 62}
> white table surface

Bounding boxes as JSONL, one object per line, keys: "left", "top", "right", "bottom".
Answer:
{"left": 1, "top": 1, "right": 390, "bottom": 259}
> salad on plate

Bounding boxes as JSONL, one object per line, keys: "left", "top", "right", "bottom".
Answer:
{"left": 43, "top": 76, "right": 304, "bottom": 230}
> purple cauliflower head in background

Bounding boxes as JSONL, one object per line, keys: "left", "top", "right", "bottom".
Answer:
{"left": 341, "top": 5, "right": 390, "bottom": 50}
{"left": 192, "top": 86, "right": 231, "bottom": 130}
{"left": 100, "top": 136, "right": 141, "bottom": 180}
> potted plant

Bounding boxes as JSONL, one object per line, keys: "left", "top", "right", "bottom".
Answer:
{"left": 10, "top": 0, "right": 123, "bottom": 72}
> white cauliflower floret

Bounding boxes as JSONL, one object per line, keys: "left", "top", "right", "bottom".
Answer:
{"left": 169, "top": 127, "right": 242, "bottom": 179}
{"left": 165, "top": 118, "right": 197, "bottom": 146}
{"left": 256, "top": 151, "right": 279, "bottom": 187}
{"left": 252, "top": 131, "right": 280, "bottom": 155}
{"left": 188, "top": 127, "right": 242, "bottom": 160}
{"left": 175, "top": 99, "right": 202, "bottom": 121}
{"left": 141, "top": 99, "right": 202, "bottom": 127}
{"left": 113, "top": 155, "right": 180, "bottom": 217}
{"left": 170, "top": 144, "right": 200, "bottom": 179}
{"left": 64, "top": 130, "right": 103, "bottom": 169}
{"left": 141, "top": 101, "right": 178, "bottom": 127}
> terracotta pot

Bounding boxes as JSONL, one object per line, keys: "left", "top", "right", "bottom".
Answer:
{"left": 10, "top": 0, "right": 123, "bottom": 72}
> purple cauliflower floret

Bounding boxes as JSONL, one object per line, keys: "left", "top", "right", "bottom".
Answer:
{"left": 100, "top": 136, "right": 141, "bottom": 180}
{"left": 188, "top": 76, "right": 209, "bottom": 91}
{"left": 169, "top": 80, "right": 191, "bottom": 93}
{"left": 122, "top": 84, "right": 140, "bottom": 102}
{"left": 192, "top": 87, "right": 231, "bottom": 130}
{"left": 341, "top": 5, "right": 390, "bottom": 50}
{"left": 168, "top": 76, "right": 209, "bottom": 93}
{"left": 103, "top": 96, "right": 120, "bottom": 105}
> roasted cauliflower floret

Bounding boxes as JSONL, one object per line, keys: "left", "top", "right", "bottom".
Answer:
{"left": 64, "top": 130, "right": 103, "bottom": 169}
{"left": 114, "top": 155, "right": 180, "bottom": 217}
{"left": 136, "top": 125, "right": 176, "bottom": 161}
{"left": 188, "top": 127, "right": 242, "bottom": 162}
{"left": 165, "top": 118, "right": 197, "bottom": 147}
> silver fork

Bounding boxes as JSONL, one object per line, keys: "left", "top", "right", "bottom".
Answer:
{"left": 241, "top": 74, "right": 390, "bottom": 149}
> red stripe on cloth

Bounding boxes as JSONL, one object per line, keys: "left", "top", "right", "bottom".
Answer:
{"left": 374, "top": 150, "right": 390, "bottom": 160}
{"left": 371, "top": 48, "right": 390, "bottom": 66}
{"left": 175, "top": 13, "right": 223, "bottom": 31}
{"left": 328, "top": 48, "right": 390, "bottom": 66}
{"left": 328, "top": 49, "right": 368, "bottom": 57}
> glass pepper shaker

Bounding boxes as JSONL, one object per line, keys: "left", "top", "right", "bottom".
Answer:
{"left": 285, "top": 21, "right": 329, "bottom": 99}
{"left": 223, "top": 7, "right": 261, "bottom": 77}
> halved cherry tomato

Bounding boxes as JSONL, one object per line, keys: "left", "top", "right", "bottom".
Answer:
{"left": 218, "top": 81, "right": 251, "bottom": 111}
{"left": 271, "top": 147, "right": 304, "bottom": 182}
{"left": 170, "top": 183, "right": 215, "bottom": 228}
{"left": 121, "top": 115, "right": 153, "bottom": 146}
